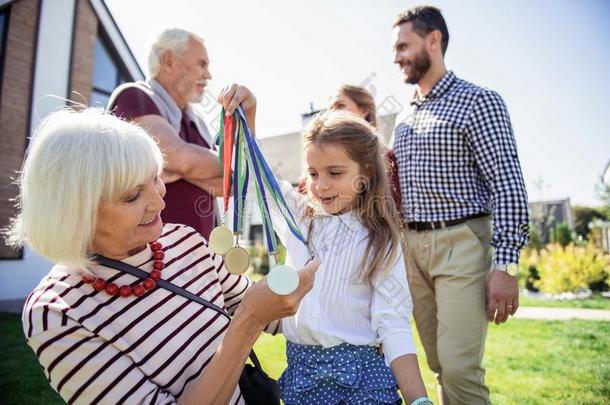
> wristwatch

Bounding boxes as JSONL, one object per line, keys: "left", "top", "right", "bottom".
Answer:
{"left": 493, "top": 263, "right": 519, "bottom": 277}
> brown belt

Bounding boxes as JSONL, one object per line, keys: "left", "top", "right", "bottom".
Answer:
{"left": 405, "top": 212, "right": 489, "bottom": 232}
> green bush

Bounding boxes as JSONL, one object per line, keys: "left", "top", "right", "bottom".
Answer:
{"left": 247, "top": 244, "right": 269, "bottom": 275}
{"left": 276, "top": 244, "right": 287, "bottom": 265}
{"left": 528, "top": 224, "right": 544, "bottom": 252}
{"left": 572, "top": 205, "right": 607, "bottom": 240}
{"left": 519, "top": 249, "right": 540, "bottom": 291}
{"left": 550, "top": 223, "right": 573, "bottom": 248}
{"left": 524, "top": 243, "right": 610, "bottom": 294}
{"left": 246, "top": 243, "right": 287, "bottom": 275}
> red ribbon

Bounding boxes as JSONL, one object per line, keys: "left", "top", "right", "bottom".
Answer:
{"left": 223, "top": 115, "right": 235, "bottom": 212}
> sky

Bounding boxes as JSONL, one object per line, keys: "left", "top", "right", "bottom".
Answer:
{"left": 105, "top": 0, "right": 610, "bottom": 207}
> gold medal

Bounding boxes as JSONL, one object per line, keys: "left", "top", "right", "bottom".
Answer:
{"left": 208, "top": 225, "right": 233, "bottom": 255}
{"left": 267, "top": 264, "right": 299, "bottom": 295}
{"left": 225, "top": 246, "right": 250, "bottom": 274}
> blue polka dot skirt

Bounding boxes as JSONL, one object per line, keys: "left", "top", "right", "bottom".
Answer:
{"left": 278, "top": 341, "right": 402, "bottom": 404}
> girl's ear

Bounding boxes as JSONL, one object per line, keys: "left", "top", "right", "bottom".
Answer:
{"left": 355, "top": 166, "right": 373, "bottom": 193}
{"left": 358, "top": 106, "right": 370, "bottom": 120}
{"left": 359, "top": 177, "right": 370, "bottom": 193}
{"left": 363, "top": 164, "right": 373, "bottom": 180}
{"left": 352, "top": 173, "right": 370, "bottom": 194}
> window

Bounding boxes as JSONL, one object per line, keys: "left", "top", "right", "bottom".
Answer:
{"left": 0, "top": 7, "right": 10, "bottom": 96}
{"left": 249, "top": 224, "right": 264, "bottom": 246}
{"left": 91, "top": 31, "right": 128, "bottom": 107}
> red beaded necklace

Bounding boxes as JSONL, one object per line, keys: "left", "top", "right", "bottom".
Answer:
{"left": 82, "top": 241, "right": 165, "bottom": 297}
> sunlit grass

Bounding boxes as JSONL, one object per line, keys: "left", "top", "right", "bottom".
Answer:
{"left": 2, "top": 313, "right": 608, "bottom": 404}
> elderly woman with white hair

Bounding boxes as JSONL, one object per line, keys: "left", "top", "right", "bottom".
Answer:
{"left": 8, "top": 108, "right": 318, "bottom": 404}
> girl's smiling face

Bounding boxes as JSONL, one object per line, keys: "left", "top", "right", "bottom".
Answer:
{"left": 305, "top": 142, "right": 367, "bottom": 215}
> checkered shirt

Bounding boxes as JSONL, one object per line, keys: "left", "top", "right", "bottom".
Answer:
{"left": 393, "top": 71, "right": 529, "bottom": 265}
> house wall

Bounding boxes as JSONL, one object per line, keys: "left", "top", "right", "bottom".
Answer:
{"left": 0, "top": 0, "right": 76, "bottom": 302}
{"left": 0, "top": 0, "right": 40, "bottom": 259}
{"left": 0, "top": 0, "right": 144, "bottom": 306}
{"left": 259, "top": 132, "right": 304, "bottom": 184}
{"left": 69, "top": 0, "right": 97, "bottom": 104}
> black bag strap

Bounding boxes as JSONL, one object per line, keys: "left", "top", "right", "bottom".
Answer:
{"left": 94, "top": 255, "right": 264, "bottom": 369}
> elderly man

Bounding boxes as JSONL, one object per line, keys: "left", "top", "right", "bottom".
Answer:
{"left": 109, "top": 28, "right": 255, "bottom": 239}
{"left": 392, "top": 6, "right": 529, "bottom": 405}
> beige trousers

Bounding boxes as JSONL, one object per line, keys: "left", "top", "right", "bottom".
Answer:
{"left": 403, "top": 216, "right": 493, "bottom": 405}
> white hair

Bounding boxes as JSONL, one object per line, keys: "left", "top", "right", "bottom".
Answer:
{"left": 148, "top": 28, "right": 204, "bottom": 78}
{"left": 6, "top": 108, "right": 164, "bottom": 270}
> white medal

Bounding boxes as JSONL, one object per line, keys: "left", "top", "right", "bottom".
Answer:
{"left": 267, "top": 264, "right": 299, "bottom": 295}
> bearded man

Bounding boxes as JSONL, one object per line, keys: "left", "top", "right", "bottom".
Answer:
{"left": 392, "top": 6, "right": 529, "bottom": 405}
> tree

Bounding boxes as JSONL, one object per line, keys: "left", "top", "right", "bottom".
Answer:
{"left": 550, "top": 223, "right": 573, "bottom": 247}
{"left": 595, "top": 171, "right": 610, "bottom": 218}
{"left": 596, "top": 174, "right": 610, "bottom": 207}
{"left": 572, "top": 205, "right": 607, "bottom": 240}
{"left": 528, "top": 224, "right": 543, "bottom": 252}
{"left": 530, "top": 204, "right": 556, "bottom": 244}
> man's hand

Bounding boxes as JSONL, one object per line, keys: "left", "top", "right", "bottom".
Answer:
{"left": 486, "top": 270, "right": 519, "bottom": 324}
{"left": 217, "top": 84, "right": 257, "bottom": 135}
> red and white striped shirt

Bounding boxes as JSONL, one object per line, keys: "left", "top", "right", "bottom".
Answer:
{"left": 23, "top": 224, "right": 275, "bottom": 404}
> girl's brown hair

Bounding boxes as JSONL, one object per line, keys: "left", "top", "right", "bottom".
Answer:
{"left": 336, "top": 84, "right": 377, "bottom": 128}
{"left": 303, "top": 111, "right": 400, "bottom": 283}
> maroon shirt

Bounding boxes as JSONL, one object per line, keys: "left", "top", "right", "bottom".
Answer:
{"left": 110, "top": 87, "right": 216, "bottom": 240}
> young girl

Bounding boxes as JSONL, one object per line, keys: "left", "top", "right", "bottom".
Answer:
{"left": 271, "top": 111, "right": 431, "bottom": 405}
{"left": 298, "top": 84, "right": 402, "bottom": 218}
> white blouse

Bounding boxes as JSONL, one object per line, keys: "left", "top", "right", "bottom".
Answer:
{"left": 270, "top": 182, "right": 416, "bottom": 366}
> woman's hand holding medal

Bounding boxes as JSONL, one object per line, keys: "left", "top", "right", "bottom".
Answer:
{"left": 235, "top": 258, "right": 320, "bottom": 329}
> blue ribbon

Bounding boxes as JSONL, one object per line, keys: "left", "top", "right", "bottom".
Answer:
{"left": 232, "top": 122, "right": 249, "bottom": 234}
{"left": 236, "top": 107, "right": 307, "bottom": 246}
{"left": 240, "top": 110, "right": 278, "bottom": 253}
{"left": 217, "top": 105, "right": 309, "bottom": 254}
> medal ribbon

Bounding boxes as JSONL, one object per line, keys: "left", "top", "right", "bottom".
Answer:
{"left": 241, "top": 119, "right": 279, "bottom": 253}
{"left": 214, "top": 108, "right": 234, "bottom": 214}
{"left": 223, "top": 114, "right": 235, "bottom": 213}
{"left": 233, "top": 120, "right": 249, "bottom": 234}
{"left": 215, "top": 108, "right": 250, "bottom": 235}
{"left": 216, "top": 106, "right": 308, "bottom": 254}
{"left": 236, "top": 107, "right": 307, "bottom": 251}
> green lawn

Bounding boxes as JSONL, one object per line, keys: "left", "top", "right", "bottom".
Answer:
{"left": 519, "top": 293, "right": 610, "bottom": 310}
{"left": 0, "top": 313, "right": 64, "bottom": 404}
{"left": 255, "top": 320, "right": 610, "bottom": 405}
{"left": 2, "top": 313, "right": 608, "bottom": 404}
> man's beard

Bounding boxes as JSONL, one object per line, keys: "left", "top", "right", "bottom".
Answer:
{"left": 404, "top": 48, "right": 431, "bottom": 85}
{"left": 190, "top": 91, "right": 204, "bottom": 104}
{"left": 186, "top": 79, "right": 205, "bottom": 104}
{"left": 174, "top": 76, "right": 205, "bottom": 105}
